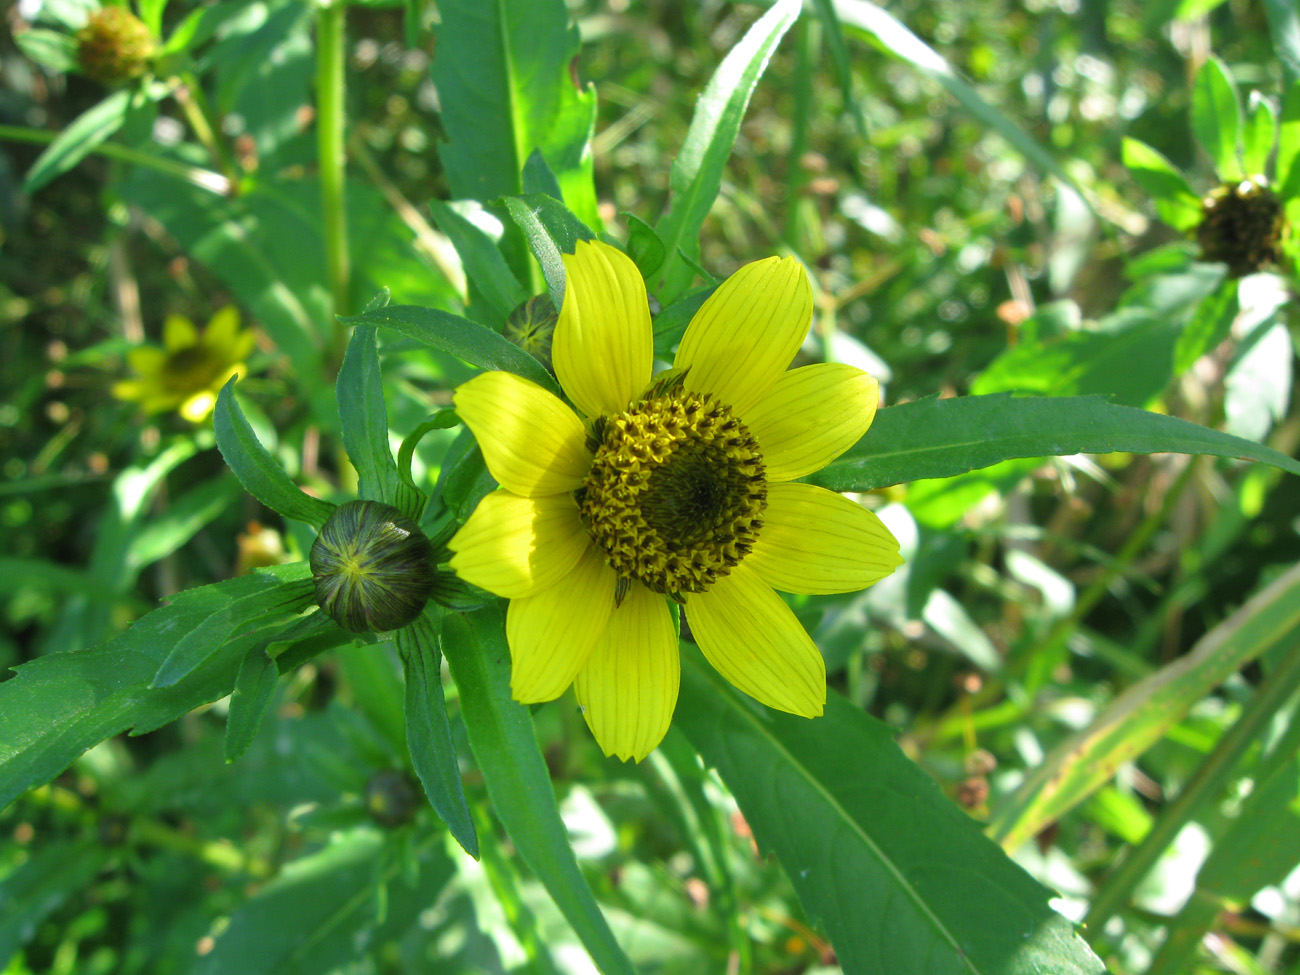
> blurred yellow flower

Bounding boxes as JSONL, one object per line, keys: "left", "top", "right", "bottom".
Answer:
{"left": 113, "top": 307, "right": 255, "bottom": 422}
{"left": 449, "top": 240, "right": 902, "bottom": 762}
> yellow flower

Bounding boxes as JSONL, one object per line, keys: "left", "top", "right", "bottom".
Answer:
{"left": 449, "top": 241, "right": 903, "bottom": 761}
{"left": 113, "top": 307, "right": 256, "bottom": 422}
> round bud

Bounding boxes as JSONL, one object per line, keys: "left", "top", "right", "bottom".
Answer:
{"left": 1197, "top": 176, "right": 1284, "bottom": 279}
{"left": 76, "top": 7, "right": 155, "bottom": 85}
{"left": 310, "top": 500, "right": 435, "bottom": 633}
{"left": 364, "top": 769, "right": 419, "bottom": 828}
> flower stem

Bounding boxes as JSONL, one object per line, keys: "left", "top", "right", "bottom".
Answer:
{"left": 170, "top": 71, "right": 240, "bottom": 187}
{"left": 316, "top": 0, "right": 351, "bottom": 337}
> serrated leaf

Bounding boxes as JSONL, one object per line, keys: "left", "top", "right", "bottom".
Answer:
{"left": 0, "top": 571, "right": 317, "bottom": 810}
{"left": 503, "top": 193, "right": 595, "bottom": 309}
{"left": 989, "top": 564, "right": 1300, "bottom": 851}
{"left": 342, "top": 305, "right": 562, "bottom": 397}
{"left": 195, "top": 828, "right": 455, "bottom": 975}
{"left": 430, "top": 0, "right": 598, "bottom": 228}
{"left": 215, "top": 380, "right": 337, "bottom": 528}
{"left": 806, "top": 393, "right": 1300, "bottom": 494}
{"left": 23, "top": 88, "right": 133, "bottom": 194}
{"left": 151, "top": 563, "right": 314, "bottom": 688}
{"left": 653, "top": 0, "right": 799, "bottom": 302}
{"left": 445, "top": 607, "right": 635, "bottom": 975}
{"left": 674, "top": 648, "right": 1108, "bottom": 975}
{"left": 397, "top": 608, "right": 478, "bottom": 857}
{"left": 429, "top": 199, "right": 529, "bottom": 323}
{"left": 1192, "top": 56, "right": 1242, "bottom": 179}
{"left": 1121, "top": 137, "right": 1203, "bottom": 232}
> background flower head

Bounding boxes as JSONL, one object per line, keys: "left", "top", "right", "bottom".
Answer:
{"left": 449, "top": 240, "right": 902, "bottom": 761}
{"left": 112, "top": 307, "right": 255, "bottom": 422}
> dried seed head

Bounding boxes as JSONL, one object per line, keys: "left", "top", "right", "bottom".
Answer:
{"left": 1197, "top": 176, "right": 1285, "bottom": 278}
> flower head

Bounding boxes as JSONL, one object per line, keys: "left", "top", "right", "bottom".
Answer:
{"left": 1196, "top": 176, "right": 1285, "bottom": 279}
{"left": 449, "top": 241, "right": 902, "bottom": 761}
{"left": 76, "top": 6, "right": 154, "bottom": 85}
{"left": 113, "top": 307, "right": 256, "bottom": 422}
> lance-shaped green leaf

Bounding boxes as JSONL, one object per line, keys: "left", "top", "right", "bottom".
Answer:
{"left": 653, "top": 0, "right": 800, "bottom": 302}
{"left": 13, "top": 28, "right": 79, "bottom": 73}
{"left": 834, "top": 0, "right": 1094, "bottom": 221}
{"left": 23, "top": 87, "right": 133, "bottom": 193}
{"left": 215, "top": 379, "right": 336, "bottom": 528}
{"left": 1174, "top": 277, "right": 1239, "bottom": 373}
{"left": 988, "top": 564, "right": 1300, "bottom": 851}
{"left": 806, "top": 393, "right": 1300, "bottom": 494}
{"left": 503, "top": 193, "right": 595, "bottom": 309}
{"left": 1147, "top": 750, "right": 1300, "bottom": 975}
{"left": 444, "top": 607, "right": 635, "bottom": 975}
{"left": 397, "top": 608, "right": 478, "bottom": 857}
{"left": 429, "top": 199, "right": 528, "bottom": 324}
{"left": 430, "top": 0, "right": 598, "bottom": 228}
{"left": 151, "top": 562, "right": 315, "bottom": 688}
{"left": 338, "top": 325, "right": 423, "bottom": 521}
{"left": 1122, "top": 137, "right": 1203, "bottom": 232}
{"left": 342, "top": 306, "right": 562, "bottom": 397}
{"left": 224, "top": 647, "right": 279, "bottom": 764}
{"left": 195, "top": 828, "right": 456, "bottom": 975}
{"left": 397, "top": 410, "right": 462, "bottom": 499}
{"left": 1192, "top": 56, "right": 1242, "bottom": 180}
{"left": 0, "top": 569, "right": 327, "bottom": 810}
{"left": 674, "top": 648, "right": 1108, "bottom": 975}
{"left": 1242, "top": 93, "right": 1278, "bottom": 177}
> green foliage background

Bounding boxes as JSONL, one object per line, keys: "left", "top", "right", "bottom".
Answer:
{"left": 2, "top": 1, "right": 1300, "bottom": 974}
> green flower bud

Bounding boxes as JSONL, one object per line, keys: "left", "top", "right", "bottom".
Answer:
{"left": 76, "top": 7, "right": 154, "bottom": 85}
{"left": 310, "top": 501, "right": 435, "bottom": 633}
{"left": 364, "top": 769, "right": 419, "bottom": 828}
{"left": 504, "top": 293, "right": 558, "bottom": 369}
{"left": 1196, "top": 176, "right": 1284, "bottom": 279}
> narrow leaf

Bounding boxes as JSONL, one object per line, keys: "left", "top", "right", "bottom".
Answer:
{"left": 1265, "top": 0, "right": 1300, "bottom": 88}
{"left": 151, "top": 563, "right": 314, "bottom": 688}
{"left": 224, "top": 647, "right": 279, "bottom": 763}
{"left": 806, "top": 393, "right": 1300, "bottom": 494}
{"left": 1191, "top": 56, "right": 1242, "bottom": 179}
{"left": 834, "top": 0, "right": 1094, "bottom": 224}
{"left": 1242, "top": 93, "right": 1278, "bottom": 177}
{"left": 14, "top": 28, "right": 79, "bottom": 72}
{"left": 1174, "top": 277, "right": 1239, "bottom": 373}
{"left": 397, "top": 609, "right": 478, "bottom": 857}
{"left": 0, "top": 840, "right": 112, "bottom": 962}
{"left": 675, "top": 648, "right": 1108, "bottom": 975}
{"left": 625, "top": 213, "right": 667, "bottom": 280}
{"left": 23, "top": 88, "right": 132, "bottom": 193}
{"left": 654, "top": 0, "right": 800, "bottom": 301}
{"left": 503, "top": 193, "right": 595, "bottom": 309}
{"left": 1276, "top": 79, "right": 1300, "bottom": 198}
{"left": 342, "top": 306, "right": 562, "bottom": 397}
{"left": 429, "top": 199, "right": 529, "bottom": 323}
{"left": 989, "top": 564, "right": 1300, "bottom": 850}
{"left": 445, "top": 607, "right": 635, "bottom": 975}
{"left": 215, "top": 379, "right": 337, "bottom": 528}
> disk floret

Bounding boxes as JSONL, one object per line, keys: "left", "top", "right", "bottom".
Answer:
{"left": 577, "top": 385, "right": 767, "bottom": 600}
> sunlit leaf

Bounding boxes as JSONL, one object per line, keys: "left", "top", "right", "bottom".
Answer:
{"left": 1191, "top": 56, "right": 1242, "bottom": 180}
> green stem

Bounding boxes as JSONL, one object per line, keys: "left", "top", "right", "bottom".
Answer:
{"left": 316, "top": 0, "right": 351, "bottom": 338}
{"left": 1085, "top": 628, "right": 1300, "bottom": 934}
{"left": 170, "top": 71, "right": 239, "bottom": 186}
{"left": 0, "top": 124, "right": 228, "bottom": 193}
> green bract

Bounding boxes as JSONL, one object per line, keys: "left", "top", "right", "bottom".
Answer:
{"left": 310, "top": 501, "right": 436, "bottom": 633}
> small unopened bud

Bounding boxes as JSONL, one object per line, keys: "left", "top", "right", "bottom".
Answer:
{"left": 310, "top": 501, "right": 435, "bottom": 633}
{"left": 1196, "top": 176, "right": 1284, "bottom": 278}
{"left": 364, "top": 769, "right": 419, "bottom": 828}
{"left": 505, "top": 294, "right": 558, "bottom": 369}
{"left": 76, "top": 7, "right": 155, "bottom": 84}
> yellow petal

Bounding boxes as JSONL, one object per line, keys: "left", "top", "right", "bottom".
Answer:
{"left": 126, "top": 346, "right": 166, "bottom": 376}
{"left": 111, "top": 379, "right": 149, "bottom": 402}
{"left": 449, "top": 491, "right": 591, "bottom": 598}
{"left": 745, "top": 363, "right": 879, "bottom": 482}
{"left": 686, "top": 563, "right": 825, "bottom": 717}
{"left": 453, "top": 371, "right": 591, "bottom": 497}
{"left": 574, "top": 584, "right": 679, "bottom": 762}
{"left": 746, "top": 482, "right": 902, "bottom": 594}
{"left": 202, "top": 306, "right": 242, "bottom": 352}
{"left": 507, "top": 544, "right": 617, "bottom": 702}
{"left": 674, "top": 256, "right": 812, "bottom": 416}
{"left": 180, "top": 391, "right": 217, "bottom": 422}
{"left": 163, "top": 314, "right": 199, "bottom": 351}
{"left": 554, "top": 240, "right": 653, "bottom": 418}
